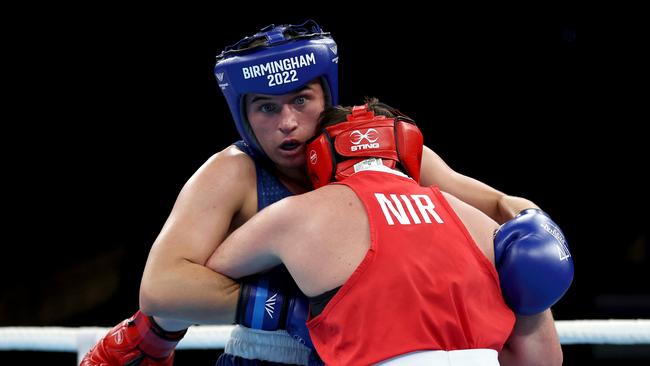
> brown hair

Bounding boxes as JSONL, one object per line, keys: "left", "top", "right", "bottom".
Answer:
{"left": 318, "top": 97, "right": 399, "bottom": 131}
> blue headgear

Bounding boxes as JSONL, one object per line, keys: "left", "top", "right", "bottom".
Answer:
{"left": 214, "top": 20, "right": 339, "bottom": 159}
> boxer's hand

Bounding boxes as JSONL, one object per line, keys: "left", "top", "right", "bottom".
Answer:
{"left": 80, "top": 310, "right": 186, "bottom": 366}
{"left": 285, "top": 293, "right": 315, "bottom": 349}
{"left": 494, "top": 209, "right": 574, "bottom": 315}
{"left": 237, "top": 266, "right": 314, "bottom": 349}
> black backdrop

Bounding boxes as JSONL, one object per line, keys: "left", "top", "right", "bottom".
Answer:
{"left": 3, "top": 3, "right": 649, "bottom": 365}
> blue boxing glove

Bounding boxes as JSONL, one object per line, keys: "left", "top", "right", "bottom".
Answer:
{"left": 236, "top": 266, "right": 292, "bottom": 330}
{"left": 237, "top": 265, "right": 315, "bottom": 349}
{"left": 286, "top": 292, "right": 315, "bottom": 349}
{"left": 494, "top": 208, "right": 574, "bottom": 315}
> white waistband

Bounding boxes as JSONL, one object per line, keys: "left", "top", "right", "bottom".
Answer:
{"left": 224, "top": 325, "right": 310, "bottom": 365}
{"left": 374, "top": 349, "right": 499, "bottom": 366}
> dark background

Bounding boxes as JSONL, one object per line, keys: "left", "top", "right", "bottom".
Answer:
{"left": 3, "top": 3, "right": 648, "bottom": 365}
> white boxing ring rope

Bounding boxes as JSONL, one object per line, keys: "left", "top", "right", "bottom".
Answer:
{"left": 1, "top": 320, "right": 649, "bottom": 364}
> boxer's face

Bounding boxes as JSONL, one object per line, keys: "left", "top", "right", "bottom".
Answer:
{"left": 246, "top": 80, "right": 325, "bottom": 170}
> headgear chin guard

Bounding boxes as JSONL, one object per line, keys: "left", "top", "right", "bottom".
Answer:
{"left": 214, "top": 20, "right": 339, "bottom": 159}
{"left": 306, "top": 105, "right": 424, "bottom": 188}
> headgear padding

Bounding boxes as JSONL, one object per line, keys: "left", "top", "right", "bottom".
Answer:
{"left": 307, "top": 105, "right": 423, "bottom": 188}
{"left": 214, "top": 20, "right": 339, "bottom": 159}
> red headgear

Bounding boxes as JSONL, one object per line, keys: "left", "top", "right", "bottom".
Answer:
{"left": 306, "top": 104, "right": 424, "bottom": 188}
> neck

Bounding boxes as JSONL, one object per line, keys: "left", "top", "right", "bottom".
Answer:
{"left": 274, "top": 165, "right": 312, "bottom": 194}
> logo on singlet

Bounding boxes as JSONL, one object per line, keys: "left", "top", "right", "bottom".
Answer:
{"left": 265, "top": 293, "right": 277, "bottom": 318}
{"left": 374, "top": 193, "right": 444, "bottom": 225}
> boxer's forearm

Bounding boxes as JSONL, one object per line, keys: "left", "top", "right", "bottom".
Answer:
{"left": 499, "top": 310, "right": 562, "bottom": 366}
{"left": 140, "top": 259, "right": 240, "bottom": 327}
{"left": 496, "top": 195, "right": 539, "bottom": 223}
{"left": 208, "top": 201, "right": 288, "bottom": 279}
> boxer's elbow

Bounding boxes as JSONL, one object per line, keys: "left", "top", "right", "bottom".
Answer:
{"left": 139, "top": 258, "right": 241, "bottom": 322}
{"left": 138, "top": 261, "right": 183, "bottom": 316}
{"left": 500, "top": 311, "right": 563, "bottom": 366}
{"left": 499, "top": 342, "right": 562, "bottom": 366}
{"left": 549, "top": 348, "right": 563, "bottom": 366}
{"left": 139, "top": 275, "right": 166, "bottom": 316}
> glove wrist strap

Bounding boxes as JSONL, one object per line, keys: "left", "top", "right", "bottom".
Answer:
{"left": 131, "top": 311, "right": 187, "bottom": 358}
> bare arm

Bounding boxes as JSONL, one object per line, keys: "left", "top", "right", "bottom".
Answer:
{"left": 205, "top": 199, "right": 294, "bottom": 279}
{"left": 420, "top": 146, "right": 538, "bottom": 223}
{"left": 499, "top": 310, "right": 563, "bottom": 366}
{"left": 442, "top": 191, "right": 562, "bottom": 364}
{"left": 207, "top": 185, "right": 368, "bottom": 298}
{"left": 139, "top": 146, "right": 257, "bottom": 329}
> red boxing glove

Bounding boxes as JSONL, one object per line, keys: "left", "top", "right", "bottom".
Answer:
{"left": 80, "top": 310, "right": 186, "bottom": 366}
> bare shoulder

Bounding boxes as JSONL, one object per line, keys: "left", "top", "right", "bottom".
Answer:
{"left": 440, "top": 191, "right": 464, "bottom": 209}
{"left": 441, "top": 191, "right": 497, "bottom": 229}
{"left": 261, "top": 183, "right": 366, "bottom": 275}
{"left": 441, "top": 191, "right": 499, "bottom": 264}
{"left": 172, "top": 144, "right": 257, "bottom": 221}
{"left": 189, "top": 145, "right": 255, "bottom": 187}
{"left": 147, "top": 145, "right": 259, "bottom": 270}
